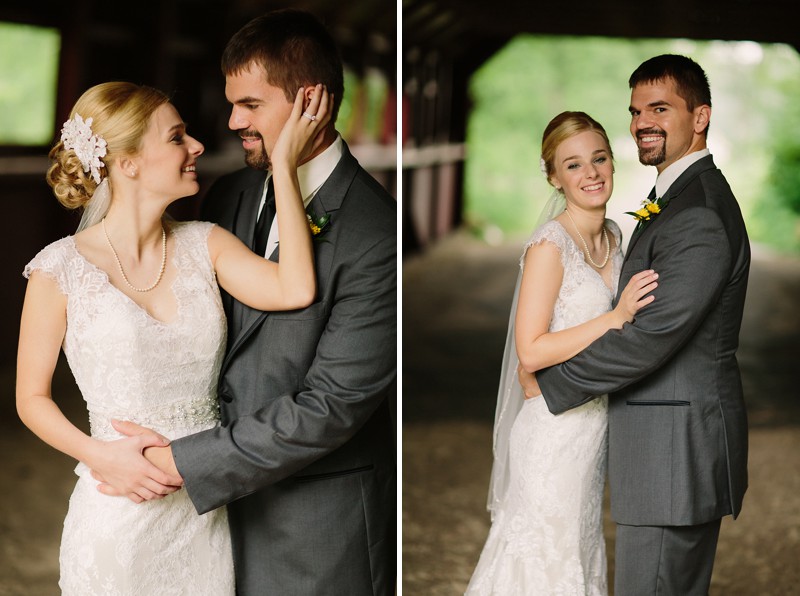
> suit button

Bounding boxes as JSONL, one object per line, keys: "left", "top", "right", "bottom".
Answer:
{"left": 220, "top": 393, "right": 233, "bottom": 403}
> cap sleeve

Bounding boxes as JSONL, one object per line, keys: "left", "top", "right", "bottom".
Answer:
{"left": 605, "top": 218, "right": 622, "bottom": 248}
{"left": 519, "top": 219, "right": 572, "bottom": 271}
{"left": 23, "top": 237, "right": 73, "bottom": 296}
{"left": 169, "top": 219, "right": 216, "bottom": 274}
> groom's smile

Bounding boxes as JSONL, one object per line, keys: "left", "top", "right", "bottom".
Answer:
{"left": 225, "top": 62, "right": 295, "bottom": 172}
{"left": 636, "top": 127, "right": 667, "bottom": 166}
{"left": 637, "top": 129, "right": 666, "bottom": 145}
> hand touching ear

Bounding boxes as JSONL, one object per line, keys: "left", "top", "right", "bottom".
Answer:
{"left": 272, "top": 84, "right": 334, "bottom": 168}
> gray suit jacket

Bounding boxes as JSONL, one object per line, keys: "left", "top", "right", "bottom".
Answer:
{"left": 171, "top": 142, "right": 396, "bottom": 595}
{"left": 538, "top": 155, "right": 750, "bottom": 527}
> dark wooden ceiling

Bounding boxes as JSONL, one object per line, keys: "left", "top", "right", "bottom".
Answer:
{"left": 0, "top": 0, "right": 395, "bottom": 39}
{"left": 404, "top": 0, "right": 800, "bottom": 60}
{"left": 0, "top": 0, "right": 396, "bottom": 68}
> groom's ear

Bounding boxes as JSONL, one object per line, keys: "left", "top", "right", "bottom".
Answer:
{"left": 694, "top": 105, "right": 711, "bottom": 135}
{"left": 302, "top": 85, "right": 317, "bottom": 109}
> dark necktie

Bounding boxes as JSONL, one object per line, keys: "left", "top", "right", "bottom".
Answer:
{"left": 253, "top": 177, "right": 275, "bottom": 257}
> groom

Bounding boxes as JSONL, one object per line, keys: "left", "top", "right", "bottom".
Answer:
{"left": 103, "top": 9, "right": 396, "bottom": 595}
{"left": 521, "top": 54, "right": 750, "bottom": 594}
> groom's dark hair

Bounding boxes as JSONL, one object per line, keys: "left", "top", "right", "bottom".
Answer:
{"left": 222, "top": 9, "right": 344, "bottom": 123}
{"left": 629, "top": 54, "right": 712, "bottom": 112}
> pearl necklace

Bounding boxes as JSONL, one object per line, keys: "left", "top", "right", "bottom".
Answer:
{"left": 102, "top": 218, "right": 167, "bottom": 292}
{"left": 565, "top": 210, "right": 610, "bottom": 269}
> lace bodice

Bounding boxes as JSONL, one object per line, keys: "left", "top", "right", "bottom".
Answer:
{"left": 466, "top": 217, "right": 623, "bottom": 596}
{"left": 24, "top": 221, "right": 226, "bottom": 442}
{"left": 24, "top": 221, "right": 234, "bottom": 595}
{"left": 522, "top": 218, "right": 622, "bottom": 333}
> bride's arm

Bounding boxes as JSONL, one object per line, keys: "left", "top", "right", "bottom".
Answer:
{"left": 515, "top": 242, "right": 657, "bottom": 373}
{"left": 93, "top": 87, "right": 335, "bottom": 501}
{"left": 210, "top": 85, "right": 332, "bottom": 312}
{"left": 16, "top": 272, "right": 181, "bottom": 502}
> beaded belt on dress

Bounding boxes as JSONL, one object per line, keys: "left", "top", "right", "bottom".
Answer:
{"left": 88, "top": 395, "right": 220, "bottom": 438}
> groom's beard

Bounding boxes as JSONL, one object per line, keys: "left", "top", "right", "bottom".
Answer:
{"left": 636, "top": 127, "right": 667, "bottom": 166}
{"left": 240, "top": 130, "right": 270, "bottom": 170}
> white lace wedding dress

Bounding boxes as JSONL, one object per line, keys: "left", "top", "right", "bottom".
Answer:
{"left": 466, "top": 219, "right": 622, "bottom": 596}
{"left": 24, "top": 221, "right": 235, "bottom": 595}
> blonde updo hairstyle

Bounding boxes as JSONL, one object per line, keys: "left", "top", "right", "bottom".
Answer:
{"left": 47, "top": 82, "right": 170, "bottom": 210}
{"left": 540, "top": 111, "right": 613, "bottom": 189}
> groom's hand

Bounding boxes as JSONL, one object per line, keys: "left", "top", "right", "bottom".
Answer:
{"left": 143, "top": 443, "right": 180, "bottom": 479}
{"left": 91, "top": 420, "right": 183, "bottom": 503}
{"left": 517, "top": 364, "right": 542, "bottom": 399}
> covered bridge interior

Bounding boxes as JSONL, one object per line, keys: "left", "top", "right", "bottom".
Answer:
{"left": 402, "top": 0, "right": 800, "bottom": 252}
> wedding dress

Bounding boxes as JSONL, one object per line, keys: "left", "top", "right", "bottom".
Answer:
{"left": 466, "top": 219, "right": 622, "bottom": 596}
{"left": 24, "top": 221, "right": 235, "bottom": 595}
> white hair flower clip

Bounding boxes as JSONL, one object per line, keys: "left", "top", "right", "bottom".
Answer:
{"left": 539, "top": 157, "right": 548, "bottom": 177}
{"left": 60, "top": 114, "right": 107, "bottom": 184}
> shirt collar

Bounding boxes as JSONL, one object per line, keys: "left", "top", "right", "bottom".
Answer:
{"left": 296, "top": 134, "right": 343, "bottom": 206}
{"left": 655, "top": 148, "right": 710, "bottom": 198}
{"left": 261, "top": 134, "right": 343, "bottom": 212}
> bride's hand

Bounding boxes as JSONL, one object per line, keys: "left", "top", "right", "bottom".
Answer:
{"left": 89, "top": 420, "right": 183, "bottom": 503}
{"left": 271, "top": 84, "right": 333, "bottom": 170}
{"left": 613, "top": 269, "right": 658, "bottom": 325}
{"left": 517, "top": 364, "right": 542, "bottom": 400}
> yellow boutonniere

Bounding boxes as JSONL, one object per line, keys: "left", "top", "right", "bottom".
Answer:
{"left": 306, "top": 212, "right": 331, "bottom": 241}
{"left": 626, "top": 197, "right": 665, "bottom": 223}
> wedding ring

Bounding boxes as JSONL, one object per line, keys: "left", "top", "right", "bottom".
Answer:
{"left": 302, "top": 112, "right": 317, "bottom": 121}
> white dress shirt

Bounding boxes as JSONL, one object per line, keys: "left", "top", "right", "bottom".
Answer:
{"left": 654, "top": 148, "right": 710, "bottom": 199}
{"left": 258, "top": 134, "right": 344, "bottom": 257}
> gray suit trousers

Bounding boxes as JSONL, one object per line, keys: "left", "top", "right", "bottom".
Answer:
{"left": 614, "top": 519, "right": 722, "bottom": 595}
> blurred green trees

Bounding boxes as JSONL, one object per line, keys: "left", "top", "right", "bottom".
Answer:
{"left": 465, "top": 37, "right": 800, "bottom": 253}
{"left": 0, "top": 22, "right": 60, "bottom": 146}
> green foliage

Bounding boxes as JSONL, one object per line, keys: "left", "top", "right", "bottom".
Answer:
{"left": 770, "top": 144, "right": 800, "bottom": 214}
{"left": 761, "top": 45, "right": 800, "bottom": 249}
{"left": 338, "top": 67, "right": 359, "bottom": 139}
{"left": 0, "top": 22, "right": 60, "bottom": 146}
{"left": 338, "top": 66, "right": 389, "bottom": 144}
{"left": 465, "top": 36, "right": 800, "bottom": 253}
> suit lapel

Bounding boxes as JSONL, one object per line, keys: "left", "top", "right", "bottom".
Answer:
{"left": 221, "top": 141, "right": 360, "bottom": 374}
{"left": 625, "top": 187, "right": 656, "bottom": 257}
{"left": 227, "top": 175, "right": 267, "bottom": 336}
{"left": 234, "top": 178, "right": 265, "bottom": 250}
{"left": 624, "top": 155, "right": 717, "bottom": 260}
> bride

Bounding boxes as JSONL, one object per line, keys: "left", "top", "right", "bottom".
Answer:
{"left": 16, "top": 80, "right": 330, "bottom": 594}
{"left": 465, "top": 112, "right": 658, "bottom": 595}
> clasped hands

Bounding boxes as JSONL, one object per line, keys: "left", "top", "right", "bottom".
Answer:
{"left": 96, "top": 365, "right": 538, "bottom": 504}
{"left": 517, "top": 364, "right": 542, "bottom": 400}
{"left": 90, "top": 420, "right": 182, "bottom": 504}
